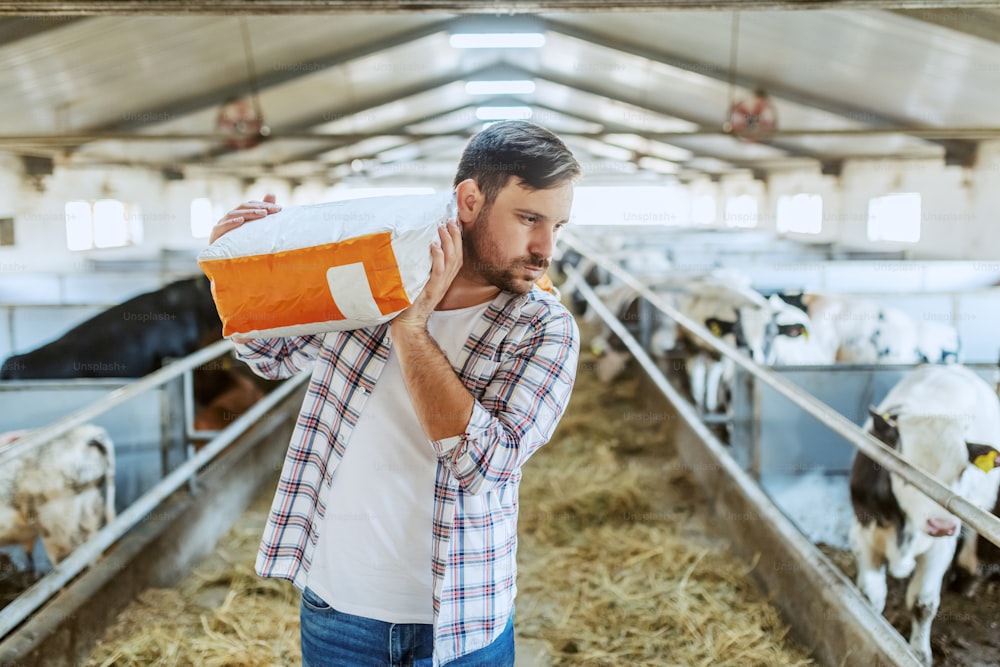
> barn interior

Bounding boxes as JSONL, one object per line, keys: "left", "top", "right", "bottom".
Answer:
{"left": 1, "top": 2, "right": 1000, "bottom": 666}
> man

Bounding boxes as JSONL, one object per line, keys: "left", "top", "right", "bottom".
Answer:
{"left": 210, "top": 121, "right": 581, "bottom": 666}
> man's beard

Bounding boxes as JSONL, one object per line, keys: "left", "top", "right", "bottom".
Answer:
{"left": 463, "top": 207, "right": 548, "bottom": 295}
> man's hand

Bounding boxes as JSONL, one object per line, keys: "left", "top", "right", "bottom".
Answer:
{"left": 392, "top": 220, "right": 463, "bottom": 329}
{"left": 209, "top": 193, "right": 282, "bottom": 244}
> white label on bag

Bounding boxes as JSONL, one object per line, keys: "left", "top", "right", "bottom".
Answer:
{"left": 327, "top": 263, "right": 380, "bottom": 320}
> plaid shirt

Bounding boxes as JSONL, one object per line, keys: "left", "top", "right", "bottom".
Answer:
{"left": 234, "top": 288, "right": 579, "bottom": 666}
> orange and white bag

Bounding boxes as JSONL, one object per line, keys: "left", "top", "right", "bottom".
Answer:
{"left": 198, "top": 193, "right": 457, "bottom": 338}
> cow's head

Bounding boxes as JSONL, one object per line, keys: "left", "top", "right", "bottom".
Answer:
{"left": 870, "top": 411, "right": 971, "bottom": 541}
{"left": 704, "top": 316, "right": 745, "bottom": 347}
{"left": 758, "top": 295, "right": 831, "bottom": 365}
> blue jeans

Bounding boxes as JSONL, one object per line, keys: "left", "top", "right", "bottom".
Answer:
{"left": 300, "top": 586, "right": 515, "bottom": 667}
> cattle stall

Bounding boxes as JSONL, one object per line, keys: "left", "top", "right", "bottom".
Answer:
{"left": 0, "top": 377, "right": 186, "bottom": 539}
{"left": 0, "top": 339, "right": 308, "bottom": 667}
{"left": 562, "top": 236, "right": 1000, "bottom": 667}
{"left": 727, "top": 364, "right": 1000, "bottom": 666}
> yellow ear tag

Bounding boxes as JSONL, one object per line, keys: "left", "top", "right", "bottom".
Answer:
{"left": 710, "top": 322, "right": 721, "bottom": 336}
{"left": 973, "top": 450, "right": 998, "bottom": 473}
{"left": 882, "top": 413, "right": 893, "bottom": 423}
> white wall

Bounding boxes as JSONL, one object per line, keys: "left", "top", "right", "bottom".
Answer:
{"left": 968, "top": 140, "right": 1000, "bottom": 261}
{"left": 764, "top": 169, "right": 843, "bottom": 243}
{"left": 837, "top": 157, "right": 971, "bottom": 258}
{"left": 0, "top": 144, "right": 999, "bottom": 278}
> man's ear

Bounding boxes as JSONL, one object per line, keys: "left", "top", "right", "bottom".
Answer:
{"left": 454, "top": 179, "right": 483, "bottom": 225}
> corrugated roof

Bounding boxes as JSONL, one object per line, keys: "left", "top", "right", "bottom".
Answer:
{"left": 1, "top": 7, "right": 997, "bottom": 183}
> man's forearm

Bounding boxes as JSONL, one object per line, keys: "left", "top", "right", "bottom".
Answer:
{"left": 391, "top": 323, "right": 474, "bottom": 441}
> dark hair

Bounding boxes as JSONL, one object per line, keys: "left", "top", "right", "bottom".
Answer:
{"left": 453, "top": 120, "right": 582, "bottom": 206}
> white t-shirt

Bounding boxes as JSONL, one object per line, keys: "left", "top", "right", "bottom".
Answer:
{"left": 307, "top": 300, "right": 491, "bottom": 623}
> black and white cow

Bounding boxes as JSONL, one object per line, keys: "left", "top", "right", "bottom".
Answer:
{"left": 586, "top": 273, "right": 832, "bottom": 418}
{"left": 849, "top": 364, "right": 1000, "bottom": 665}
{"left": 554, "top": 247, "right": 670, "bottom": 318}
{"left": 674, "top": 277, "right": 831, "bottom": 413}
{"left": 782, "top": 294, "right": 961, "bottom": 365}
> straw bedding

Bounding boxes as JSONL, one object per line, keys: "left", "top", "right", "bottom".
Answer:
{"left": 86, "top": 346, "right": 813, "bottom": 666}
{"left": 514, "top": 354, "right": 814, "bottom": 666}
{"left": 85, "top": 490, "right": 302, "bottom": 667}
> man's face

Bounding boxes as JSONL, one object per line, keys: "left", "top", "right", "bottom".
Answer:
{"left": 463, "top": 178, "right": 574, "bottom": 295}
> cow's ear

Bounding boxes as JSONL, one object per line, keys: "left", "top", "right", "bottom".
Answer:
{"left": 869, "top": 407, "right": 899, "bottom": 446}
{"left": 966, "top": 442, "right": 1000, "bottom": 473}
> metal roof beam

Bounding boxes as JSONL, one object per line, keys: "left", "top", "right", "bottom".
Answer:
{"left": 508, "top": 64, "right": 818, "bottom": 162}
{"left": 889, "top": 8, "right": 1000, "bottom": 46}
{"left": 0, "top": 16, "right": 86, "bottom": 44}
{"left": 542, "top": 17, "right": 978, "bottom": 166}
{"left": 260, "top": 102, "right": 478, "bottom": 167}
{"left": 2, "top": 2, "right": 999, "bottom": 16}
{"left": 524, "top": 100, "right": 739, "bottom": 175}
{"left": 195, "top": 62, "right": 504, "bottom": 161}
{"left": 97, "top": 19, "right": 455, "bottom": 133}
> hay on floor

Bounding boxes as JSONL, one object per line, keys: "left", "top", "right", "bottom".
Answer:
{"left": 85, "top": 492, "right": 301, "bottom": 667}
{"left": 515, "top": 353, "right": 815, "bottom": 666}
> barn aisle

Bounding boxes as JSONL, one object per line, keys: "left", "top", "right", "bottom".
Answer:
{"left": 84, "top": 345, "right": 814, "bottom": 666}
{"left": 514, "top": 345, "right": 814, "bottom": 667}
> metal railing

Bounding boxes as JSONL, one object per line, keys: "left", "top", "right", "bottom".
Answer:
{"left": 0, "top": 339, "right": 229, "bottom": 465}
{"left": 560, "top": 231, "right": 1000, "bottom": 551}
{"left": 0, "top": 339, "right": 309, "bottom": 639}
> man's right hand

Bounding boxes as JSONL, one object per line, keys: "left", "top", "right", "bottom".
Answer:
{"left": 209, "top": 193, "right": 282, "bottom": 244}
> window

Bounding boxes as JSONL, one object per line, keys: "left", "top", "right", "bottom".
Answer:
{"left": 724, "top": 194, "right": 758, "bottom": 228}
{"left": 191, "top": 197, "right": 225, "bottom": 239}
{"left": 867, "top": 192, "right": 920, "bottom": 243}
{"left": 776, "top": 193, "right": 823, "bottom": 234}
{"left": 64, "top": 199, "right": 143, "bottom": 250}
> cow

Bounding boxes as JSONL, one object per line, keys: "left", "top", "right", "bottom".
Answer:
{"left": 673, "top": 279, "right": 831, "bottom": 413}
{"left": 849, "top": 364, "right": 1000, "bottom": 665}
{"left": 785, "top": 294, "right": 960, "bottom": 365}
{"left": 0, "top": 276, "right": 266, "bottom": 434}
{"left": 587, "top": 282, "right": 679, "bottom": 383}
{"left": 0, "top": 424, "right": 116, "bottom": 571}
{"left": 0, "top": 276, "right": 222, "bottom": 380}
{"left": 914, "top": 320, "right": 961, "bottom": 364}
{"left": 585, "top": 273, "right": 832, "bottom": 415}
{"left": 552, "top": 249, "right": 608, "bottom": 316}
{"left": 190, "top": 364, "right": 266, "bottom": 448}
{"left": 553, "top": 247, "right": 670, "bottom": 318}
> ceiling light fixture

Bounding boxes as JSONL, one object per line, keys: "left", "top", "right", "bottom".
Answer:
{"left": 449, "top": 33, "right": 546, "bottom": 49}
{"left": 465, "top": 80, "right": 536, "bottom": 95}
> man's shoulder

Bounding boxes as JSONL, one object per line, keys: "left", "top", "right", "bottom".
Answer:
{"left": 520, "top": 288, "right": 578, "bottom": 334}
